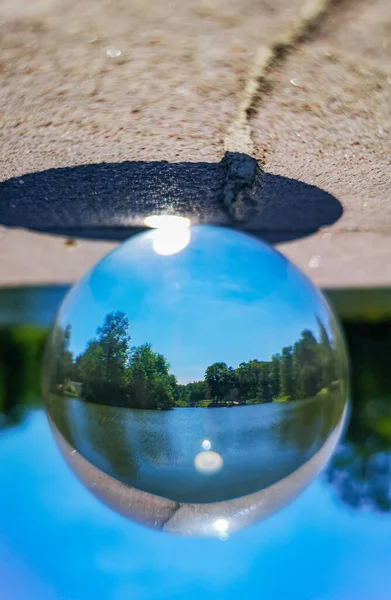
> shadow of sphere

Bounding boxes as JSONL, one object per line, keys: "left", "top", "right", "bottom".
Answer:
{"left": 0, "top": 155, "right": 343, "bottom": 243}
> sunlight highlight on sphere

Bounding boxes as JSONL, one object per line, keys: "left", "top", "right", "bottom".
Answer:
{"left": 214, "top": 518, "right": 230, "bottom": 533}
{"left": 152, "top": 226, "right": 191, "bottom": 256}
{"left": 145, "top": 214, "right": 192, "bottom": 255}
{"left": 194, "top": 451, "right": 223, "bottom": 475}
{"left": 144, "top": 215, "right": 191, "bottom": 229}
{"left": 43, "top": 225, "right": 349, "bottom": 536}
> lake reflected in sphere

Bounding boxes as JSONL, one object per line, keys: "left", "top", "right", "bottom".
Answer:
{"left": 43, "top": 223, "right": 349, "bottom": 536}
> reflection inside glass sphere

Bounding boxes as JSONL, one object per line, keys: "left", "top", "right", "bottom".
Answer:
{"left": 43, "top": 225, "right": 349, "bottom": 536}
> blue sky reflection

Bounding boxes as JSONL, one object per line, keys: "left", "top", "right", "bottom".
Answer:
{"left": 59, "top": 226, "right": 333, "bottom": 383}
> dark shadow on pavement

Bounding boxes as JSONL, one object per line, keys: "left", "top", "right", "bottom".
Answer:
{"left": 0, "top": 154, "right": 343, "bottom": 243}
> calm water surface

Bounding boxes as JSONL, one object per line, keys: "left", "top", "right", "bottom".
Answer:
{"left": 52, "top": 396, "right": 343, "bottom": 502}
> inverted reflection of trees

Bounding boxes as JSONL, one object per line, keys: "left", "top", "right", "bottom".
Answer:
{"left": 48, "top": 311, "right": 342, "bottom": 410}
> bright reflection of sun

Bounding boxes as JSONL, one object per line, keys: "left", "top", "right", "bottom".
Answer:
{"left": 214, "top": 518, "right": 229, "bottom": 533}
{"left": 202, "top": 439, "right": 212, "bottom": 451}
{"left": 194, "top": 450, "right": 223, "bottom": 475}
{"left": 145, "top": 215, "right": 191, "bottom": 229}
{"left": 144, "top": 215, "right": 191, "bottom": 256}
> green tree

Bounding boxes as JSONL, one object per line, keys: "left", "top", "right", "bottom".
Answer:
{"left": 280, "top": 346, "right": 294, "bottom": 399}
{"left": 293, "top": 330, "right": 321, "bottom": 398}
{"left": 317, "top": 318, "right": 336, "bottom": 389}
{"left": 0, "top": 326, "right": 47, "bottom": 428}
{"left": 236, "top": 360, "right": 272, "bottom": 403}
{"left": 236, "top": 360, "right": 260, "bottom": 400}
{"left": 78, "top": 340, "right": 105, "bottom": 401}
{"left": 257, "top": 361, "right": 272, "bottom": 403}
{"left": 205, "top": 362, "right": 235, "bottom": 404}
{"left": 176, "top": 380, "right": 206, "bottom": 406}
{"left": 79, "top": 311, "right": 130, "bottom": 405}
{"left": 269, "top": 354, "right": 281, "bottom": 399}
{"left": 127, "top": 343, "right": 176, "bottom": 409}
{"left": 96, "top": 311, "right": 130, "bottom": 384}
{"left": 48, "top": 323, "right": 74, "bottom": 393}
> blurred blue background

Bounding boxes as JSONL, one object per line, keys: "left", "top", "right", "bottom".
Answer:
{"left": 1, "top": 286, "right": 391, "bottom": 600}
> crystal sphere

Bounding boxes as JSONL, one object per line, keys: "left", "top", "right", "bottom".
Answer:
{"left": 43, "top": 222, "right": 349, "bottom": 536}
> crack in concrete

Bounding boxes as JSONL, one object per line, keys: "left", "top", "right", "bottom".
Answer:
{"left": 222, "top": 0, "right": 341, "bottom": 222}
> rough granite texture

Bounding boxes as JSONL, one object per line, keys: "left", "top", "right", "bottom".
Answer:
{"left": 0, "top": 0, "right": 390, "bottom": 287}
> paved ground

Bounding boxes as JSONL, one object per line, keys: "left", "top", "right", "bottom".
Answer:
{"left": 250, "top": 0, "right": 391, "bottom": 287}
{"left": 0, "top": 0, "right": 390, "bottom": 287}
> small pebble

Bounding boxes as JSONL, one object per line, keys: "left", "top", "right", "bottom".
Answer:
{"left": 64, "top": 239, "right": 77, "bottom": 250}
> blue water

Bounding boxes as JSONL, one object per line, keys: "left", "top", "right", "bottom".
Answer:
{"left": 1, "top": 409, "right": 391, "bottom": 600}
{"left": 58, "top": 396, "right": 342, "bottom": 502}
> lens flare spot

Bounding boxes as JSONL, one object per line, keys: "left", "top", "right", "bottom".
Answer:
{"left": 194, "top": 450, "right": 223, "bottom": 475}
{"left": 214, "top": 518, "right": 229, "bottom": 533}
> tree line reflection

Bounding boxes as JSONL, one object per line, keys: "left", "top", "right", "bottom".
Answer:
{"left": 48, "top": 310, "right": 341, "bottom": 410}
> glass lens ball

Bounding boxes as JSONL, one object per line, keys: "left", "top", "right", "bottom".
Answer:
{"left": 43, "top": 223, "right": 349, "bottom": 536}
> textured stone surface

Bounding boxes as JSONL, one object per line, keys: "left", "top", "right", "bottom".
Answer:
{"left": 2, "top": 226, "right": 390, "bottom": 289}
{"left": 0, "top": 0, "right": 302, "bottom": 172}
{"left": 278, "top": 231, "right": 391, "bottom": 289}
{"left": 0, "top": 0, "right": 390, "bottom": 287}
{"left": 0, "top": 228, "right": 115, "bottom": 286}
{"left": 249, "top": 0, "right": 391, "bottom": 236}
